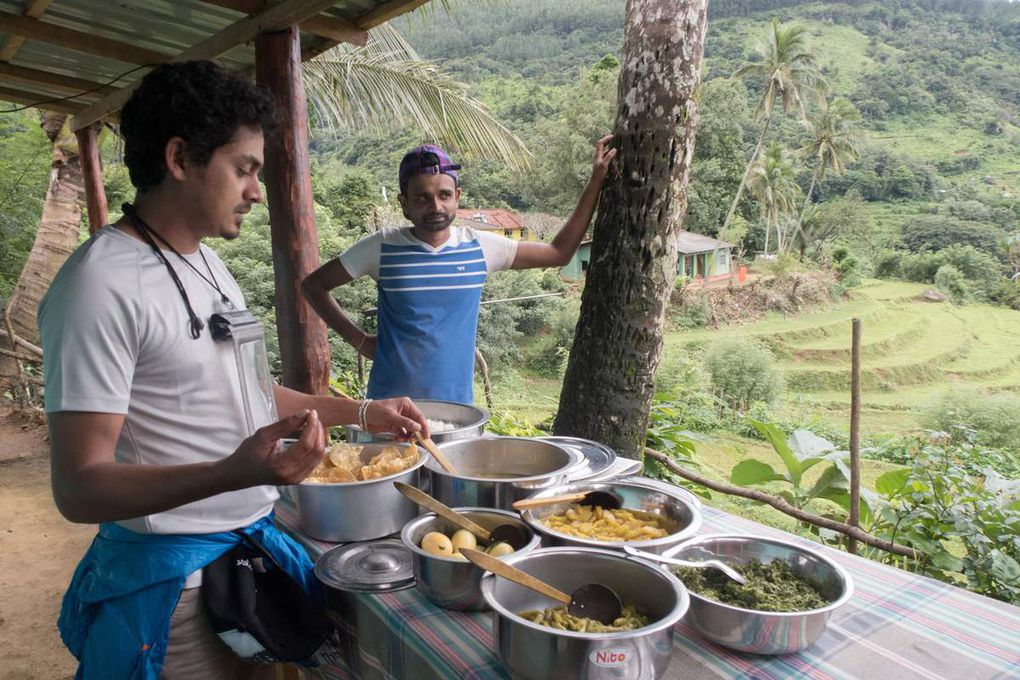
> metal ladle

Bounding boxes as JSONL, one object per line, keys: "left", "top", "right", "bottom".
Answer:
{"left": 623, "top": 545, "right": 747, "bottom": 585}
{"left": 394, "top": 482, "right": 529, "bottom": 550}
{"left": 460, "top": 548, "right": 623, "bottom": 625}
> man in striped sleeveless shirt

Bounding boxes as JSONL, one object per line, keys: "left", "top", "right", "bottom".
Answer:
{"left": 303, "top": 137, "right": 616, "bottom": 404}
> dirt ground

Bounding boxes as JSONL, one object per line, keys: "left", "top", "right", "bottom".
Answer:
{"left": 0, "top": 405, "right": 93, "bottom": 679}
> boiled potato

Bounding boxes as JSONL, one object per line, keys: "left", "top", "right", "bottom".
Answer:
{"left": 421, "top": 531, "right": 454, "bottom": 556}
{"left": 486, "top": 541, "right": 514, "bottom": 557}
{"left": 450, "top": 529, "right": 477, "bottom": 552}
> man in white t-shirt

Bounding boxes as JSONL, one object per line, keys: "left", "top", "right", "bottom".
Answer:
{"left": 303, "top": 138, "right": 617, "bottom": 404}
{"left": 39, "top": 61, "right": 428, "bottom": 679}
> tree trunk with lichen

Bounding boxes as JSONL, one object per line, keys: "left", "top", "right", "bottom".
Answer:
{"left": 0, "top": 111, "right": 84, "bottom": 385}
{"left": 553, "top": 0, "right": 709, "bottom": 460}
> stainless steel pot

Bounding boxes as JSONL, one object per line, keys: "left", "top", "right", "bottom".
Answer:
{"left": 480, "top": 547, "right": 689, "bottom": 680}
{"left": 429, "top": 437, "right": 575, "bottom": 511}
{"left": 519, "top": 479, "right": 703, "bottom": 555}
{"left": 345, "top": 399, "right": 488, "bottom": 444}
{"left": 400, "top": 507, "right": 542, "bottom": 611}
{"left": 664, "top": 534, "right": 853, "bottom": 654}
{"left": 292, "top": 442, "right": 429, "bottom": 542}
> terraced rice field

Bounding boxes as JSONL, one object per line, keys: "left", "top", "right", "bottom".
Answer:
{"left": 663, "top": 280, "right": 1020, "bottom": 435}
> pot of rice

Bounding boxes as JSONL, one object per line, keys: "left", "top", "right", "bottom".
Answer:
{"left": 345, "top": 399, "right": 488, "bottom": 444}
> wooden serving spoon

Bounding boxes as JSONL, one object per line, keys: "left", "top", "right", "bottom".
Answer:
{"left": 394, "top": 482, "right": 529, "bottom": 550}
{"left": 512, "top": 489, "right": 623, "bottom": 511}
{"left": 414, "top": 431, "right": 458, "bottom": 475}
{"left": 461, "top": 548, "right": 623, "bottom": 625}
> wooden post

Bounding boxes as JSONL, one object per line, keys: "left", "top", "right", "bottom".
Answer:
{"left": 849, "top": 318, "right": 862, "bottom": 555}
{"left": 74, "top": 123, "right": 107, "bottom": 234}
{"left": 256, "top": 26, "right": 330, "bottom": 395}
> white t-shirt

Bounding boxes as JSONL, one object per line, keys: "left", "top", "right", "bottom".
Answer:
{"left": 339, "top": 226, "right": 518, "bottom": 280}
{"left": 39, "top": 226, "right": 278, "bottom": 535}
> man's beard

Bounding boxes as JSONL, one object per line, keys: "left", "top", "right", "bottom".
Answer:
{"left": 417, "top": 213, "right": 453, "bottom": 232}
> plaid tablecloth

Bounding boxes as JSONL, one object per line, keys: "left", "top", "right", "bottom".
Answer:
{"left": 275, "top": 501, "right": 1020, "bottom": 680}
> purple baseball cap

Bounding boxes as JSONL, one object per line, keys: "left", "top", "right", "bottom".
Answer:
{"left": 398, "top": 144, "right": 461, "bottom": 193}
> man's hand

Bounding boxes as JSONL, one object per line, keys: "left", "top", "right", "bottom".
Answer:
{"left": 590, "top": 134, "right": 617, "bottom": 182}
{"left": 365, "top": 397, "right": 430, "bottom": 441}
{"left": 223, "top": 409, "right": 326, "bottom": 486}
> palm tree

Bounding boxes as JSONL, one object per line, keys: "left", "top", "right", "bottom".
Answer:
{"left": 747, "top": 141, "right": 800, "bottom": 255}
{"left": 0, "top": 112, "right": 84, "bottom": 385}
{"left": 303, "top": 24, "right": 530, "bottom": 169}
{"left": 721, "top": 19, "right": 825, "bottom": 234}
{"left": 796, "top": 96, "right": 860, "bottom": 245}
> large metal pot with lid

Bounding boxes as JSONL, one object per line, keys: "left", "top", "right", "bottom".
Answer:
{"left": 314, "top": 538, "right": 417, "bottom": 678}
{"left": 427, "top": 437, "right": 576, "bottom": 511}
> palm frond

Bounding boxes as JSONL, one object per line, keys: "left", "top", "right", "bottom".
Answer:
{"left": 304, "top": 24, "right": 531, "bottom": 170}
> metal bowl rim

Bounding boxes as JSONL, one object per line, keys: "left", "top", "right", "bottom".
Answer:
{"left": 400, "top": 506, "right": 541, "bottom": 562}
{"left": 428, "top": 436, "right": 576, "bottom": 482}
{"left": 348, "top": 399, "right": 489, "bottom": 439}
{"left": 519, "top": 480, "right": 704, "bottom": 548}
{"left": 664, "top": 533, "right": 855, "bottom": 616}
{"left": 479, "top": 546, "right": 690, "bottom": 639}
{"left": 295, "top": 442, "right": 429, "bottom": 487}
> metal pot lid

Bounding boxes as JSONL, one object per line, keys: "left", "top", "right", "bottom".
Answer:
{"left": 535, "top": 436, "right": 617, "bottom": 482}
{"left": 315, "top": 538, "right": 415, "bottom": 593}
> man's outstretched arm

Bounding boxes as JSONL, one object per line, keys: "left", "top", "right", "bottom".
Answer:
{"left": 511, "top": 134, "right": 617, "bottom": 269}
{"left": 302, "top": 259, "right": 376, "bottom": 359}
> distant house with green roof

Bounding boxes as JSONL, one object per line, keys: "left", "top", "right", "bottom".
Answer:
{"left": 677, "top": 232, "right": 733, "bottom": 281}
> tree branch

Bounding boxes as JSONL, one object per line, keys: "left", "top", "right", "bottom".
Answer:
{"left": 644, "top": 447, "right": 920, "bottom": 559}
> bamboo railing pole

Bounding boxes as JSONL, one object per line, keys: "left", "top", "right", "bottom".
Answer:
{"left": 849, "top": 318, "right": 862, "bottom": 555}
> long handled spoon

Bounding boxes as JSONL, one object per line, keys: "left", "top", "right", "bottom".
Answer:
{"left": 414, "top": 431, "right": 458, "bottom": 475}
{"left": 512, "top": 489, "right": 623, "bottom": 511}
{"left": 623, "top": 545, "right": 747, "bottom": 585}
{"left": 461, "top": 548, "right": 623, "bottom": 625}
{"left": 394, "top": 481, "right": 529, "bottom": 550}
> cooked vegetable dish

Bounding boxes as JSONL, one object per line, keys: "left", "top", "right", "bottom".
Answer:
{"left": 518, "top": 604, "right": 649, "bottom": 633}
{"left": 542, "top": 504, "right": 675, "bottom": 541}
{"left": 673, "top": 558, "right": 829, "bottom": 612}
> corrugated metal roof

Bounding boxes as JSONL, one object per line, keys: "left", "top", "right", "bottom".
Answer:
{"left": 0, "top": 0, "right": 430, "bottom": 120}
{"left": 676, "top": 231, "right": 733, "bottom": 254}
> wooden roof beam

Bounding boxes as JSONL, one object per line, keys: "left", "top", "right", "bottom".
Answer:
{"left": 70, "top": 0, "right": 344, "bottom": 132}
{"left": 201, "top": 1, "right": 367, "bottom": 46}
{"left": 0, "top": 0, "right": 54, "bottom": 62}
{"left": 0, "top": 12, "right": 171, "bottom": 65}
{"left": 0, "top": 84, "right": 84, "bottom": 114}
{"left": 0, "top": 62, "right": 115, "bottom": 97}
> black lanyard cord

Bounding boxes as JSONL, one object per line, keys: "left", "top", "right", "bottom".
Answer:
{"left": 122, "top": 203, "right": 223, "bottom": 340}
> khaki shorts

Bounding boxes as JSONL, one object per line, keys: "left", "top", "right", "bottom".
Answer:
{"left": 160, "top": 587, "right": 282, "bottom": 680}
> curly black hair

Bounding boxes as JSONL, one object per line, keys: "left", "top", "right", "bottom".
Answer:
{"left": 120, "top": 61, "right": 278, "bottom": 191}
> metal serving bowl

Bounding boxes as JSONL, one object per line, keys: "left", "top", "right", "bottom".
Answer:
{"left": 480, "top": 547, "right": 689, "bottom": 680}
{"left": 292, "top": 442, "right": 429, "bottom": 543}
{"left": 400, "top": 507, "right": 542, "bottom": 612}
{"left": 520, "top": 479, "right": 703, "bottom": 555}
{"left": 429, "top": 437, "right": 575, "bottom": 511}
{"left": 345, "top": 399, "right": 488, "bottom": 444}
{"left": 664, "top": 534, "right": 854, "bottom": 654}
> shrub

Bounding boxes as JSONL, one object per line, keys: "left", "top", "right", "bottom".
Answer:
{"left": 703, "top": 338, "right": 784, "bottom": 411}
{"left": 934, "top": 264, "right": 969, "bottom": 303}
{"left": 873, "top": 250, "right": 903, "bottom": 278}
{"left": 925, "top": 388, "right": 1020, "bottom": 451}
